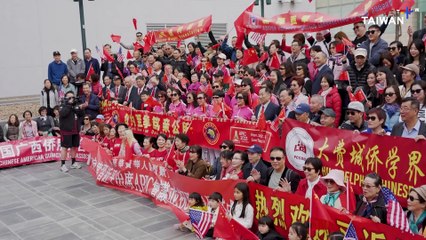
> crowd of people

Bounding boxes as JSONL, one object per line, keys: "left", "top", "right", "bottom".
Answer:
{"left": 2, "top": 14, "right": 426, "bottom": 239}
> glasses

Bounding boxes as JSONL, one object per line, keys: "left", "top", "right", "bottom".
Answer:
{"left": 411, "top": 89, "right": 423, "bottom": 94}
{"left": 346, "top": 111, "right": 357, "bottom": 116}
{"left": 367, "top": 116, "right": 377, "bottom": 121}
{"left": 361, "top": 184, "right": 376, "bottom": 189}
{"left": 401, "top": 107, "right": 413, "bottom": 112}
{"left": 241, "top": 84, "right": 247, "bottom": 87}
{"left": 197, "top": 97, "right": 205, "bottom": 100}
{"left": 408, "top": 196, "right": 419, "bottom": 201}
{"left": 212, "top": 85, "right": 220, "bottom": 89}
{"left": 279, "top": 67, "right": 286, "bottom": 70}
{"left": 303, "top": 166, "right": 315, "bottom": 172}
{"left": 384, "top": 92, "right": 395, "bottom": 97}
{"left": 236, "top": 96, "right": 244, "bottom": 99}
{"left": 244, "top": 74, "right": 249, "bottom": 77}
{"left": 296, "top": 67, "right": 303, "bottom": 71}
{"left": 324, "top": 179, "right": 335, "bottom": 184}
{"left": 367, "top": 30, "right": 376, "bottom": 35}
{"left": 171, "top": 93, "right": 178, "bottom": 97}
{"left": 220, "top": 145, "right": 228, "bottom": 149}
{"left": 270, "top": 157, "right": 282, "bottom": 161}
{"left": 235, "top": 85, "right": 242, "bottom": 88}
{"left": 212, "top": 96, "right": 219, "bottom": 99}
{"left": 388, "top": 47, "right": 397, "bottom": 51}
{"left": 136, "top": 35, "right": 142, "bottom": 37}
{"left": 353, "top": 25, "right": 361, "bottom": 30}
{"left": 158, "top": 95, "right": 165, "bottom": 98}
{"left": 84, "top": 118, "right": 90, "bottom": 120}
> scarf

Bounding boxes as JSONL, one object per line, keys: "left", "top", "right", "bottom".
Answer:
{"left": 323, "top": 191, "right": 341, "bottom": 207}
{"left": 360, "top": 196, "right": 378, "bottom": 218}
{"left": 409, "top": 211, "right": 426, "bottom": 234}
{"left": 383, "top": 103, "right": 399, "bottom": 118}
{"left": 320, "top": 87, "right": 332, "bottom": 106}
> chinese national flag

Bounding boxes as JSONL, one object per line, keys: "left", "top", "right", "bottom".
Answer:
{"left": 213, "top": 205, "right": 237, "bottom": 239}
{"left": 110, "top": 34, "right": 121, "bottom": 43}
{"left": 270, "top": 108, "right": 285, "bottom": 132}
{"left": 338, "top": 70, "right": 350, "bottom": 81}
{"left": 143, "top": 32, "right": 156, "bottom": 53}
{"left": 335, "top": 43, "right": 345, "bottom": 53}
{"left": 103, "top": 48, "right": 115, "bottom": 62}
{"left": 269, "top": 53, "right": 281, "bottom": 70}
{"left": 126, "top": 50, "right": 133, "bottom": 59}
{"left": 132, "top": 18, "right": 138, "bottom": 30}
{"left": 230, "top": 219, "right": 259, "bottom": 240}
{"left": 86, "top": 64, "right": 95, "bottom": 81}
{"left": 228, "top": 60, "right": 235, "bottom": 69}
{"left": 348, "top": 91, "right": 357, "bottom": 102}
{"left": 257, "top": 106, "right": 267, "bottom": 131}
{"left": 186, "top": 54, "right": 193, "bottom": 65}
{"left": 259, "top": 52, "right": 269, "bottom": 63}
{"left": 147, "top": 66, "right": 153, "bottom": 76}
{"left": 241, "top": 48, "right": 259, "bottom": 66}
{"left": 234, "top": 3, "right": 254, "bottom": 49}
{"left": 354, "top": 89, "right": 366, "bottom": 102}
{"left": 133, "top": 42, "right": 144, "bottom": 52}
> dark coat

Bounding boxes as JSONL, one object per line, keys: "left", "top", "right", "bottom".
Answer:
{"left": 263, "top": 167, "right": 301, "bottom": 193}
{"left": 80, "top": 93, "right": 100, "bottom": 119}
{"left": 312, "top": 64, "right": 333, "bottom": 94}
{"left": 243, "top": 159, "right": 269, "bottom": 183}
{"left": 258, "top": 229, "right": 285, "bottom": 240}
{"left": 254, "top": 102, "right": 280, "bottom": 121}
{"left": 354, "top": 193, "right": 387, "bottom": 224}
{"left": 391, "top": 121, "right": 426, "bottom": 137}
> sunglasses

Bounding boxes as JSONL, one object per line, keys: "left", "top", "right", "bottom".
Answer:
{"left": 158, "top": 95, "right": 165, "bottom": 98}
{"left": 171, "top": 93, "right": 178, "bottom": 97}
{"left": 346, "top": 111, "right": 357, "bottom": 116}
{"left": 84, "top": 118, "right": 90, "bottom": 120}
{"left": 220, "top": 145, "right": 228, "bottom": 149}
{"left": 236, "top": 96, "right": 244, "bottom": 99}
{"left": 384, "top": 92, "right": 395, "bottom": 97}
{"left": 411, "top": 89, "right": 423, "bottom": 94}
{"left": 244, "top": 74, "right": 249, "bottom": 77}
{"left": 388, "top": 47, "right": 397, "bottom": 51}
{"left": 367, "top": 116, "right": 377, "bottom": 121}
{"left": 241, "top": 84, "right": 247, "bottom": 87}
{"left": 270, "top": 157, "right": 282, "bottom": 161}
{"left": 353, "top": 25, "right": 361, "bottom": 30}
{"left": 303, "top": 166, "right": 315, "bottom": 172}
{"left": 212, "top": 96, "right": 220, "bottom": 99}
{"left": 279, "top": 67, "right": 286, "bottom": 70}
{"left": 296, "top": 67, "right": 303, "bottom": 71}
{"left": 197, "top": 97, "right": 205, "bottom": 100}
{"left": 212, "top": 85, "right": 220, "bottom": 89}
{"left": 235, "top": 85, "right": 242, "bottom": 88}
{"left": 324, "top": 179, "right": 335, "bottom": 184}
{"left": 408, "top": 196, "right": 419, "bottom": 201}
{"left": 367, "top": 30, "right": 377, "bottom": 35}
{"left": 136, "top": 35, "right": 142, "bottom": 37}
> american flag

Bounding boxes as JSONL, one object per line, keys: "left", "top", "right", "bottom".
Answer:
{"left": 250, "top": 32, "right": 266, "bottom": 44}
{"left": 343, "top": 221, "right": 358, "bottom": 240}
{"left": 95, "top": 45, "right": 105, "bottom": 60}
{"left": 381, "top": 187, "right": 411, "bottom": 233}
{"left": 189, "top": 209, "right": 213, "bottom": 239}
{"left": 117, "top": 47, "right": 124, "bottom": 62}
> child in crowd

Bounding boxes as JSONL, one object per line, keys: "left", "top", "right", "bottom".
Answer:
{"left": 288, "top": 222, "right": 308, "bottom": 240}
{"left": 176, "top": 192, "right": 207, "bottom": 232}
{"left": 205, "top": 192, "right": 223, "bottom": 238}
{"left": 257, "top": 216, "right": 285, "bottom": 240}
{"left": 229, "top": 182, "right": 254, "bottom": 229}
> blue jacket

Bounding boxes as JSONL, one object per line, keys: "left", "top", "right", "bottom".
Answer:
{"left": 84, "top": 58, "right": 100, "bottom": 76}
{"left": 80, "top": 93, "right": 100, "bottom": 119}
{"left": 48, "top": 61, "right": 68, "bottom": 86}
{"left": 359, "top": 38, "right": 388, "bottom": 67}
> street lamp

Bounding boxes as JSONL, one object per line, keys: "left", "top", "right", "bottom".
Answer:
{"left": 73, "top": 0, "right": 94, "bottom": 51}
{"left": 254, "top": 0, "right": 272, "bottom": 17}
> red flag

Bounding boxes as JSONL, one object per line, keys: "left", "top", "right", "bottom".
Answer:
{"left": 115, "top": 65, "right": 124, "bottom": 80}
{"left": 228, "top": 60, "right": 236, "bottom": 69}
{"left": 230, "top": 219, "right": 259, "bottom": 240}
{"left": 170, "top": 205, "right": 189, "bottom": 223}
{"left": 241, "top": 48, "right": 259, "bottom": 66}
{"left": 105, "top": 88, "right": 111, "bottom": 101}
{"left": 257, "top": 106, "right": 267, "bottom": 131}
{"left": 234, "top": 3, "right": 254, "bottom": 49}
{"left": 103, "top": 48, "right": 115, "bottom": 62}
{"left": 354, "top": 89, "right": 366, "bottom": 102}
{"left": 176, "top": 40, "right": 182, "bottom": 48}
{"left": 259, "top": 52, "right": 268, "bottom": 63}
{"left": 186, "top": 54, "right": 193, "bottom": 65}
{"left": 342, "top": 37, "right": 354, "bottom": 48}
{"left": 213, "top": 205, "right": 237, "bottom": 239}
{"left": 86, "top": 64, "right": 95, "bottom": 81}
{"left": 348, "top": 91, "right": 357, "bottom": 102}
{"left": 335, "top": 43, "right": 345, "bottom": 53}
{"left": 269, "top": 53, "right": 280, "bottom": 70}
{"left": 110, "top": 34, "right": 121, "bottom": 43}
{"left": 338, "top": 70, "right": 350, "bottom": 81}
{"left": 126, "top": 50, "right": 133, "bottom": 59}
{"left": 143, "top": 32, "right": 156, "bottom": 53}
{"left": 345, "top": 181, "right": 357, "bottom": 213}
{"left": 132, "top": 18, "right": 138, "bottom": 30}
{"left": 133, "top": 42, "right": 144, "bottom": 52}
{"left": 212, "top": 43, "right": 220, "bottom": 50}
{"left": 271, "top": 108, "right": 285, "bottom": 132}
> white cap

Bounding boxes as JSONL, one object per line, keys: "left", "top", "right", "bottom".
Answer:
{"left": 217, "top": 53, "right": 227, "bottom": 60}
{"left": 70, "top": 49, "right": 78, "bottom": 54}
{"left": 353, "top": 48, "right": 367, "bottom": 58}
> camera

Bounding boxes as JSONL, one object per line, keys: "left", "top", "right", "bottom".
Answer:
{"left": 62, "top": 96, "right": 80, "bottom": 106}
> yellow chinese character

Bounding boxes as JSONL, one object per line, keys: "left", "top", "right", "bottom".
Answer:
{"left": 312, "top": 229, "right": 329, "bottom": 240}
{"left": 270, "top": 196, "right": 287, "bottom": 229}
{"left": 366, "top": 145, "right": 383, "bottom": 173}
{"left": 129, "top": 115, "right": 136, "bottom": 127}
{"left": 168, "top": 29, "right": 174, "bottom": 37}
{"left": 182, "top": 121, "right": 191, "bottom": 134}
{"left": 255, "top": 190, "right": 268, "bottom": 220}
{"left": 333, "top": 139, "right": 346, "bottom": 168}
{"left": 301, "top": 15, "right": 311, "bottom": 23}
{"left": 276, "top": 17, "right": 285, "bottom": 25}
{"left": 136, "top": 114, "right": 142, "bottom": 127}
{"left": 152, "top": 117, "right": 160, "bottom": 131}
{"left": 350, "top": 143, "right": 365, "bottom": 172}
{"left": 406, "top": 151, "right": 425, "bottom": 185}
{"left": 363, "top": 229, "right": 385, "bottom": 240}
{"left": 172, "top": 120, "right": 180, "bottom": 134}
{"left": 262, "top": 19, "right": 270, "bottom": 25}
{"left": 177, "top": 26, "right": 184, "bottom": 34}
{"left": 162, "top": 119, "right": 171, "bottom": 133}
{"left": 124, "top": 113, "right": 130, "bottom": 125}
{"left": 336, "top": 220, "right": 349, "bottom": 234}
{"left": 385, "top": 147, "right": 400, "bottom": 180}
{"left": 317, "top": 137, "right": 329, "bottom": 162}
{"left": 198, "top": 19, "right": 204, "bottom": 27}
{"left": 290, "top": 15, "right": 297, "bottom": 25}
{"left": 143, "top": 115, "right": 151, "bottom": 129}
{"left": 290, "top": 204, "right": 309, "bottom": 223}
{"left": 314, "top": 16, "right": 324, "bottom": 22}
{"left": 186, "top": 23, "right": 193, "bottom": 31}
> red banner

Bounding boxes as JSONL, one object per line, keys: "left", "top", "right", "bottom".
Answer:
{"left": 281, "top": 119, "right": 426, "bottom": 206}
{"left": 153, "top": 15, "right": 212, "bottom": 42}
{"left": 81, "top": 139, "right": 424, "bottom": 240}
{"left": 242, "top": 0, "right": 413, "bottom": 33}
{"left": 0, "top": 137, "right": 90, "bottom": 169}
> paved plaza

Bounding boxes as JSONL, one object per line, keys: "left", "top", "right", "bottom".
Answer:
{"left": 0, "top": 162, "right": 196, "bottom": 240}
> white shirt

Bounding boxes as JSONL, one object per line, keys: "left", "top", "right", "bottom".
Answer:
{"left": 232, "top": 202, "right": 254, "bottom": 229}
{"left": 257, "top": 101, "right": 270, "bottom": 119}
{"left": 306, "top": 176, "right": 320, "bottom": 199}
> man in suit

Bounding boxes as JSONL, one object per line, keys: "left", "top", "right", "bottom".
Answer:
{"left": 80, "top": 83, "right": 100, "bottom": 120}
{"left": 391, "top": 97, "right": 426, "bottom": 141}
{"left": 245, "top": 145, "right": 269, "bottom": 183}
{"left": 112, "top": 75, "right": 126, "bottom": 104}
{"left": 101, "top": 75, "right": 114, "bottom": 100}
{"left": 122, "top": 77, "right": 139, "bottom": 108}
{"left": 253, "top": 87, "right": 280, "bottom": 121}
{"left": 152, "top": 61, "right": 164, "bottom": 81}
{"left": 148, "top": 75, "right": 166, "bottom": 99}
{"left": 311, "top": 51, "right": 333, "bottom": 94}
{"left": 134, "top": 76, "right": 149, "bottom": 110}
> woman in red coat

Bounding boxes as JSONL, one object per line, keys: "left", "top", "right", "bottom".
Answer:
{"left": 295, "top": 157, "right": 327, "bottom": 199}
{"left": 318, "top": 73, "right": 342, "bottom": 127}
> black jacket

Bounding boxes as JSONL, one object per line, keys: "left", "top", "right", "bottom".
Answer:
{"left": 254, "top": 102, "right": 280, "bottom": 121}
{"left": 243, "top": 159, "right": 269, "bottom": 183}
{"left": 263, "top": 167, "right": 301, "bottom": 193}
{"left": 354, "top": 193, "right": 387, "bottom": 224}
{"left": 391, "top": 121, "right": 426, "bottom": 137}
{"left": 59, "top": 102, "right": 84, "bottom": 134}
{"left": 258, "top": 230, "right": 285, "bottom": 240}
{"left": 312, "top": 64, "right": 333, "bottom": 94}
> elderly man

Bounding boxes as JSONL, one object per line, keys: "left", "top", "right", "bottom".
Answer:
{"left": 294, "top": 103, "right": 311, "bottom": 124}
{"left": 254, "top": 87, "right": 280, "bottom": 121}
{"left": 391, "top": 97, "right": 426, "bottom": 141}
{"left": 309, "top": 95, "right": 324, "bottom": 124}
{"left": 67, "top": 49, "right": 85, "bottom": 83}
{"left": 312, "top": 51, "right": 333, "bottom": 94}
{"left": 339, "top": 101, "right": 367, "bottom": 131}
{"left": 122, "top": 77, "right": 139, "bottom": 108}
{"left": 359, "top": 24, "right": 388, "bottom": 67}
{"left": 80, "top": 83, "right": 100, "bottom": 120}
{"left": 352, "top": 22, "right": 368, "bottom": 48}
{"left": 347, "top": 48, "right": 375, "bottom": 91}
{"left": 244, "top": 144, "right": 269, "bottom": 183}
{"left": 252, "top": 147, "right": 301, "bottom": 193}
{"left": 84, "top": 48, "right": 100, "bottom": 76}
{"left": 319, "top": 108, "right": 337, "bottom": 128}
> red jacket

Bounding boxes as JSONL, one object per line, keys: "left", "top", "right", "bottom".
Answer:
{"left": 295, "top": 178, "right": 327, "bottom": 199}
{"left": 319, "top": 87, "right": 342, "bottom": 127}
